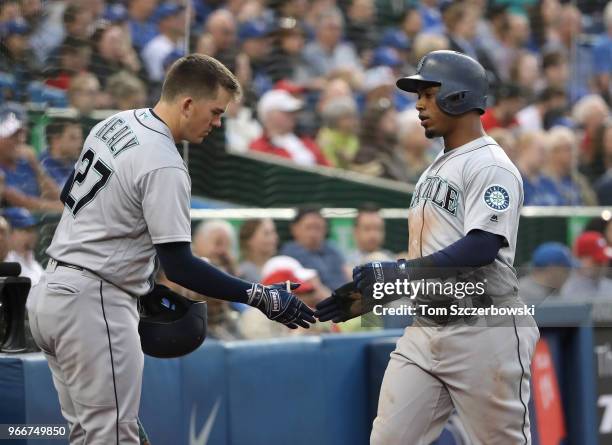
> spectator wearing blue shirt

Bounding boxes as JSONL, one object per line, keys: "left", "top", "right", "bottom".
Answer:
{"left": 515, "top": 130, "right": 565, "bottom": 206}
{"left": 280, "top": 206, "right": 350, "bottom": 290}
{"left": 592, "top": 2, "right": 612, "bottom": 103}
{"left": 0, "top": 112, "right": 62, "bottom": 212}
{"left": 127, "top": 0, "right": 160, "bottom": 52}
{"left": 39, "top": 118, "right": 83, "bottom": 189}
{"left": 544, "top": 126, "right": 598, "bottom": 205}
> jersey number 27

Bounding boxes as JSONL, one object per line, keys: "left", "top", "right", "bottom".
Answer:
{"left": 64, "top": 148, "right": 114, "bottom": 216}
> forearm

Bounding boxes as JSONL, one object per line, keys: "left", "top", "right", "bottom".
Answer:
{"left": 402, "top": 230, "right": 504, "bottom": 280}
{"left": 155, "top": 242, "right": 252, "bottom": 303}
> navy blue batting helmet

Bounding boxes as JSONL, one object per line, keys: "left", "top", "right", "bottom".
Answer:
{"left": 139, "top": 284, "right": 207, "bottom": 358}
{"left": 396, "top": 50, "right": 488, "bottom": 115}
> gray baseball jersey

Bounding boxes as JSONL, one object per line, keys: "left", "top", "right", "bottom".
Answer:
{"left": 47, "top": 108, "right": 192, "bottom": 295}
{"left": 407, "top": 135, "right": 523, "bottom": 302}
{"left": 371, "top": 135, "right": 539, "bottom": 445}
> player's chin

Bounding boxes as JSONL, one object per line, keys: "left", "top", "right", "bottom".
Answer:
{"left": 424, "top": 127, "right": 439, "bottom": 139}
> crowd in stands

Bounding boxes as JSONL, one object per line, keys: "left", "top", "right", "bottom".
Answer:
{"left": 0, "top": 0, "right": 610, "bottom": 208}
{"left": 0, "top": 1, "right": 611, "bottom": 341}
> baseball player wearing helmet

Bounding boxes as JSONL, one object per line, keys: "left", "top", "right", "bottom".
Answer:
{"left": 316, "top": 51, "right": 539, "bottom": 444}
{"left": 26, "top": 54, "right": 315, "bottom": 444}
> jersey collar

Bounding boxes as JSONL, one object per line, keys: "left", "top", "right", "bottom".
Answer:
{"left": 133, "top": 108, "right": 174, "bottom": 142}
{"left": 433, "top": 135, "right": 497, "bottom": 165}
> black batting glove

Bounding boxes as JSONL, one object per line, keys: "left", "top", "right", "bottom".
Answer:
{"left": 352, "top": 260, "right": 410, "bottom": 299}
{"left": 247, "top": 282, "right": 316, "bottom": 329}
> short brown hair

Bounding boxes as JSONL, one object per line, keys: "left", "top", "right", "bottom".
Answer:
{"left": 161, "top": 54, "right": 242, "bottom": 102}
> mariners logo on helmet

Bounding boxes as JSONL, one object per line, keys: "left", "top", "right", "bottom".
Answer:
{"left": 483, "top": 185, "right": 510, "bottom": 212}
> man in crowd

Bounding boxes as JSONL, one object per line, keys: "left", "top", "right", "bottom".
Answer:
{"left": 345, "top": 205, "right": 393, "bottom": 269}
{"left": 0, "top": 112, "right": 62, "bottom": 212}
{"left": 560, "top": 231, "right": 612, "bottom": 301}
{"left": 519, "top": 242, "right": 575, "bottom": 304}
{"left": 280, "top": 206, "right": 349, "bottom": 289}
{"left": 3, "top": 207, "right": 43, "bottom": 285}
{"left": 141, "top": 4, "right": 186, "bottom": 83}
{"left": 39, "top": 117, "right": 83, "bottom": 188}
{"left": 250, "top": 89, "right": 329, "bottom": 166}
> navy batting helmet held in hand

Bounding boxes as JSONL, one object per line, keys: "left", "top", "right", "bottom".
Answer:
{"left": 138, "top": 284, "right": 207, "bottom": 358}
{"left": 396, "top": 50, "right": 488, "bottom": 115}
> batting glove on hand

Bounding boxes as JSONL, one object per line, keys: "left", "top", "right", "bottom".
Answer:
{"left": 247, "top": 283, "right": 316, "bottom": 329}
{"left": 352, "top": 260, "right": 410, "bottom": 299}
{"left": 315, "top": 281, "right": 366, "bottom": 323}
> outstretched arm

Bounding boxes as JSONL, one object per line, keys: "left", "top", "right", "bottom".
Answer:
{"left": 155, "top": 242, "right": 315, "bottom": 329}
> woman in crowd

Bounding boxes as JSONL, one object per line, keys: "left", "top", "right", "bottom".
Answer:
{"left": 238, "top": 218, "right": 279, "bottom": 282}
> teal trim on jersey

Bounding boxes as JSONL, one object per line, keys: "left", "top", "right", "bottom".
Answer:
{"left": 66, "top": 148, "right": 115, "bottom": 218}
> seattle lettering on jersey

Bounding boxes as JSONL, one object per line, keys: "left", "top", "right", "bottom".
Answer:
{"left": 95, "top": 117, "right": 140, "bottom": 156}
{"left": 410, "top": 175, "right": 460, "bottom": 215}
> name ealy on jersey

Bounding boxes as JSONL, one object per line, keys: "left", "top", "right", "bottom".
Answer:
{"left": 94, "top": 116, "right": 140, "bottom": 156}
{"left": 410, "top": 175, "right": 460, "bottom": 216}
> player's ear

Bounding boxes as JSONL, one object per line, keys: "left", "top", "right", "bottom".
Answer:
{"left": 180, "top": 97, "right": 193, "bottom": 116}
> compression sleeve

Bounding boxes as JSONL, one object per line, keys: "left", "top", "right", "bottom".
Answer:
{"left": 155, "top": 241, "right": 252, "bottom": 303}
{"left": 406, "top": 229, "right": 504, "bottom": 279}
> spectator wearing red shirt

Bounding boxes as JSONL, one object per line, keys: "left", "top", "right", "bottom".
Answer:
{"left": 250, "top": 89, "right": 330, "bottom": 167}
{"left": 481, "top": 83, "right": 525, "bottom": 131}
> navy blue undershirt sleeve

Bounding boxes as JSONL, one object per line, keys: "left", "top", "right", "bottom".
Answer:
{"left": 155, "top": 242, "right": 252, "bottom": 303}
{"left": 405, "top": 229, "right": 504, "bottom": 279}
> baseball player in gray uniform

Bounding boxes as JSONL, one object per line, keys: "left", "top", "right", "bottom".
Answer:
{"left": 315, "top": 51, "right": 539, "bottom": 444}
{"left": 26, "top": 54, "right": 315, "bottom": 444}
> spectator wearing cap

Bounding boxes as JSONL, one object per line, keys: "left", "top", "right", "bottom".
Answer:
{"left": 516, "top": 86, "right": 568, "bottom": 132}
{"left": 142, "top": 4, "right": 186, "bottom": 83}
{"left": 592, "top": 2, "right": 612, "bottom": 104}
{"left": 106, "top": 71, "right": 148, "bottom": 111}
{"left": 379, "top": 29, "right": 412, "bottom": 73}
{"left": 238, "top": 19, "right": 274, "bottom": 97}
{"left": 352, "top": 99, "right": 408, "bottom": 181}
{"left": 345, "top": 205, "right": 393, "bottom": 269}
{"left": 396, "top": 109, "right": 437, "bottom": 183}
{"left": 238, "top": 218, "right": 279, "bottom": 282}
{"left": 240, "top": 255, "right": 332, "bottom": 338}
{"left": 39, "top": 118, "right": 83, "bottom": 188}
{"left": 3, "top": 207, "right": 43, "bottom": 285}
{"left": 0, "top": 112, "right": 62, "bottom": 212}
{"left": 302, "top": 8, "right": 362, "bottom": 82}
{"left": 481, "top": 83, "right": 525, "bottom": 131}
{"left": 127, "top": 0, "right": 160, "bottom": 52}
{"left": 544, "top": 126, "right": 597, "bottom": 206}
{"left": 515, "top": 130, "right": 564, "bottom": 206}
{"left": 519, "top": 242, "right": 575, "bottom": 304}
{"left": 344, "top": 0, "right": 378, "bottom": 59}
{"left": 280, "top": 206, "right": 349, "bottom": 290}
{"left": 264, "top": 17, "right": 311, "bottom": 87}
{"left": 90, "top": 22, "right": 142, "bottom": 88}
{"left": 0, "top": 19, "right": 40, "bottom": 100}
{"left": 560, "top": 231, "right": 612, "bottom": 301}
{"left": 361, "top": 66, "right": 396, "bottom": 110}
{"left": 316, "top": 96, "right": 360, "bottom": 169}
{"left": 250, "top": 89, "right": 330, "bottom": 167}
